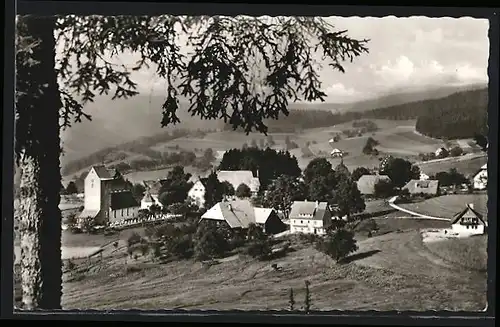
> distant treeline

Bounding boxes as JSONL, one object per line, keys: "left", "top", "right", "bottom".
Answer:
{"left": 62, "top": 128, "right": 218, "bottom": 176}
{"left": 225, "top": 88, "right": 488, "bottom": 139}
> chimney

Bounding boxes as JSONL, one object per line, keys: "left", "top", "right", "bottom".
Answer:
{"left": 468, "top": 203, "right": 474, "bottom": 210}
{"left": 315, "top": 200, "right": 319, "bottom": 207}
{"left": 228, "top": 204, "right": 232, "bottom": 211}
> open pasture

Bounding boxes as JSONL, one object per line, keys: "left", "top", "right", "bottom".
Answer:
{"left": 397, "top": 194, "right": 488, "bottom": 219}
{"left": 417, "top": 153, "right": 487, "bottom": 176}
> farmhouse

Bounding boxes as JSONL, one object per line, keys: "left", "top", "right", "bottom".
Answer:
{"left": 435, "top": 147, "right": 448, "bottom": 157}
{"left": 289, "top": 201, "right": 332, "bottom": 235}
{"left": 188, "top": 179, "right": 207, "bottom": 208}
{"left": 140, "top": 191, "right": 162, "bottom": 209}
{"left": 200, "top": 199, "right": 286, "bottom": 234}
{"left": 473, "top": 163, "right": 487, "bottom": 190}
{"left": 142, "top": 180, "right": 164, "bottom": 208}
{"left": 79, "top": 165, "right": 140, "bottom": 225}
{"left": 330, "top": 148, "right": 343, "bottom": 158}
{"left": 419, "top": 172, "right": 430, "bottom": 181}
{"left": 403, "top": 179, "right": 439, "bottom": 195}
{"left": 357, "top": 174, "right": 391, "bottom": 195}
{"left": 451, "top": 203, "right": 487, "bottom": 235}
{"left": 217, "top": 170, "right": 261, "bottom": 196}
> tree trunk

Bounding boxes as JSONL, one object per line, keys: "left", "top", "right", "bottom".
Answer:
{"left": 16, "top": 16, "right": 62, "bottom": 309}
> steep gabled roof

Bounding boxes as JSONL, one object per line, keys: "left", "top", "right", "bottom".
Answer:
{"left": 289, "top": 201, "right": 329, "bottom": 221}
{"left": 91, "top": 165, "right": 115, "bottom": 180}
{"left": 141, "top": 192, "right": 155, "bottom": 203}
{"left": 451, "top": 204, "right": 487, "bottom": 226}
{"left": 201, "top": 199, "right": 275, "bottom": 228}
{"left": 110, "top": 191, "right": 140, "bottom": 210}
{"left": 403, "top": 179, "right": 439, "bottom": 195}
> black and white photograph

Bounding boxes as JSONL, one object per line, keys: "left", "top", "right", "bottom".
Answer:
{"left": 11, "top": 8, "right": 492, "bottom": 314}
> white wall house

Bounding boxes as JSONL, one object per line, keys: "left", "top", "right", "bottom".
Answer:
{"left": 108, "top": 191, "right": 141, "bottom": 223}
{"left": 451, "top": 203, "right": 487, "bottom": 236}
{"left": 330, "top": 148, "right": 343, "bottom": 158}
{"left": 140, "top": 192, "right": 163, "bottom": 210}
{"left": 217, "top": 170, "right": 261, "bottom": 196}
{"left": 289, "top": 201, "right": 332, "bottom": 235}
{"left": 435, "top": 147, "right": 448, "bottom": 157}
{"left": 473, "top": 164, "right": 488, "bottom": 190}
{"left": 188, "top": 180, "right": 207, "bottom": 208}
{"left": 419, "top": 172, "right": 429, "bottom": 181}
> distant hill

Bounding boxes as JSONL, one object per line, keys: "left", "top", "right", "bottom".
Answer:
{"left": 60, "top": 96, "right": 224, "bottom": 165}
{"left": 288, "top": 83, "right": 487, "bottom": 113}
{"left": 57, "top": 83, "right": 488, "bottom": 176}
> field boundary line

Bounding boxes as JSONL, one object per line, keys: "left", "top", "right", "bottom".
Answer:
{"left": 388, "top": 196, "right": 450, "bottom": 221}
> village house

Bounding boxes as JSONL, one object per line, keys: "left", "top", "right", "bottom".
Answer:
{"left": 356, "top": 174, "right": 392, "bottom": 196}
{"left": 419, "top": 172, "right": 430, "bottom": 181}
{"left": 435, "top": 147, "right": 448, "bottom": 158}
{"left": 79, "top": 165, "right": 140, "bottom": 225}
{"left": 403, "top": 179, "right": 440, "bottom": 196}
{"left": 473, "top": 163, "right": 487, "bottom": 190}
{"left": 200, "top": 199, "right": 286, "bottom": 234}
{"left": 188, "top": 178, "right": 207, "bottom": 208}
{"left": 140, "top": 191, "right": 163, "bottom": 210}
{"left": 217, "top": 170, "right": 261, "bottom": 196}
{"left": 330, "top": 148, "right": 343, "bottom": 158}
{"left": 289, "top": 201, "right": 333, "bottom": 235}
{"left": 142, "top": 180, "right": 164, "bottom": 208}
{"left": 451, "top": 203, "right": 487, "bottom": 235}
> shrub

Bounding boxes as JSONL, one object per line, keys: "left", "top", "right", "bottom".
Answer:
{"left": 127, "top": 232, "right": 142, "bottom": 247}
{"left": 315, "top": 229, "right": 358, "bottom": 263}
{"left": 235, "top": 183, "right": 252, "bottom": 198}
{"left": 245, "top": 237, "right": 272, "bottom": 260}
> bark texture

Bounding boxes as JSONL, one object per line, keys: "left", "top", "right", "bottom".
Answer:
{"left": 16, "top": 15, "right": 62, "bottom": 309}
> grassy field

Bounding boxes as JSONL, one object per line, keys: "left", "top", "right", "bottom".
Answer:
{"left": 398, "top": 194, "right": 488, "bottom": 219}
{"left": 423, "top": 235, "right": 488, "bottom": 272}
{"left": 61, "top": 119, "right": 484, "bottom": 183}
{"left": 48, "top": 216, "right": 486, "bottom": 311}
{"left": 417, "top": 153, "right": 487, "bottom": 176}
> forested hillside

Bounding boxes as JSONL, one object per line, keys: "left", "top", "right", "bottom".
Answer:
{"left": 225, "top": 87, "right": 488, "bottom": 139}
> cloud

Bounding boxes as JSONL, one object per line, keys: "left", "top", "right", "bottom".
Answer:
{"left": 372, "top": 55, "right": 487, "bottom": 89}
{"left": 324, "top": 83, "right": 359, "bottom": 100}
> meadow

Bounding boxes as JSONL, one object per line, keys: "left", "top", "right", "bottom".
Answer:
{"left": 397, "top": 194, "right": 488, "bottom": 219}
{"left": 57, "top": 216, "right": 486, "bottom": 311}
{"left": 61, "top": 118, "right": 485, "bottom": 183}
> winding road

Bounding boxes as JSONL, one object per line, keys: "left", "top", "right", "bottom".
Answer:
{"left": 387, "top": 196, "right": 450, "bottom": 221}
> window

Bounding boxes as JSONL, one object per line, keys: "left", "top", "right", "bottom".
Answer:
{"left": 114, "top": 211, "right": 116, "bottom": 219}
{"left": 300, "top": 220, "right": 303, "bottom": 224}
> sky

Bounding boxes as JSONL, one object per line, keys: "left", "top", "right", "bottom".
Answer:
{"left": 60, "top": 16, "right": 490, "bottom": 104}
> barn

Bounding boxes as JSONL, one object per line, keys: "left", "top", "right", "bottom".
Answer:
{"left": 200, "top": 199, "right": 286, "bottom": 235}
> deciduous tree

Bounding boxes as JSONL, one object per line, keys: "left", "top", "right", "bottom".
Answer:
{"left": 263, "top": 175, "right": 306, "bottom": 219}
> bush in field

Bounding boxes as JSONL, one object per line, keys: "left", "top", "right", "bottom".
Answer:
{"left": 193, "top": 221, "right": 230, "bottom": 260}
{"left": 127, "top": 232, "right": 142, "bottom": 247}
{"left": 450, "top": 146, "right": 464, "bottom": 157}
{"left": 315, "top": 228, "right": 358, "bottom": 263}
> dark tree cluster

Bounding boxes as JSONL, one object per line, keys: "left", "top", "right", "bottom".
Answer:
{"left": 431, "top": 168, "right": 469, "bottom": 187}
{"left": 362, "top": 137, "right": 379, "bottom": 156}
{"left": 218, "top": 147, "right": 301, "bottom": 189}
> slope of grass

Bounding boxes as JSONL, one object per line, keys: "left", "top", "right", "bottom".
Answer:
{"left": 423, "top": 235, "right": 488, "bottom": 272}
{"left": 417, "top": 153, "right": 487, "bottom": 176}
{"left": 398, "top": 194, "right": 488, "bottom": 219}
